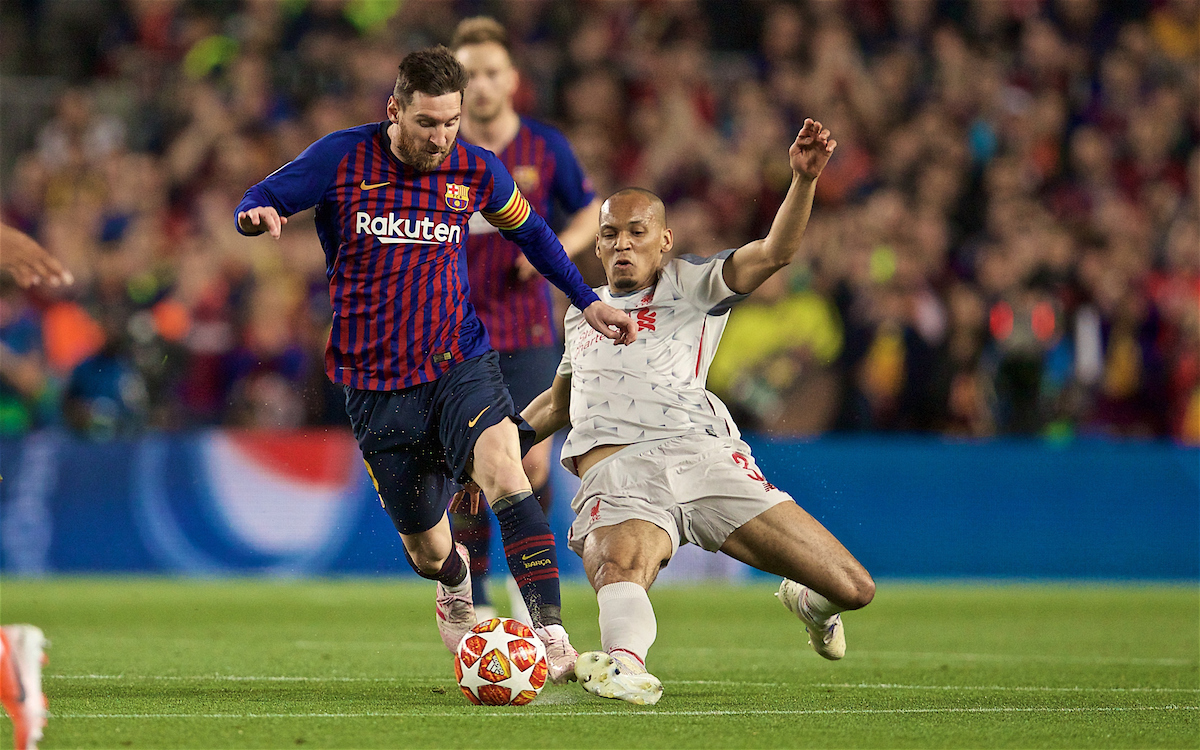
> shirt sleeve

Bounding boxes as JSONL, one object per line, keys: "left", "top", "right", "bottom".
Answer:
{"left": 556, "top": 345, "right": 572, "bottom": 378}
{"left": 478, "top": 150, "right": 599, "bottom": 312}
{"left": 234, "top": 130, "right": 349, "bottom": 234}
{"left": 668, "top": 250, "right": 749, "bottom": 315}
{"left": 557, "top": 305, "right": 582, "bottom": 378}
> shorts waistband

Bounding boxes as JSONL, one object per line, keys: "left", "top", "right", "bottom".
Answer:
{"left": 577, "top": 435, "right": 688, "bottom": 481}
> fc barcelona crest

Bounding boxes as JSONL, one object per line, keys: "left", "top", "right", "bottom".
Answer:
{"left": 445, "top": 183, "right": 470, "bottom": 211}
{"left": 512, "top": 166, "right": 540, "bottom": 193}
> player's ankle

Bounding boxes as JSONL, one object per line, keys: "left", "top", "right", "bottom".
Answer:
{"left": 533, "top": 605, "right": 562, "bottom": 628}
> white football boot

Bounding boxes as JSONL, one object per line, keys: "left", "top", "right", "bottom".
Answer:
{"left": 776, "top": 579, "right": 845, "bottom": 660}
{"left": 576, "top": 650, "right": 663, "bottom": 705}
{"left": 533, "top": 624, "right": 578, "bottom": 684}
{"left": 434, "top": 544, "right": 476, "bottom": 653}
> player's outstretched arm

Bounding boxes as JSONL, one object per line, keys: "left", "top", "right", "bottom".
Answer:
{"left": 521, "top": 374, "right": 573, "bottom": 445}
{"left": 236, "top": 206, "right": 288, "bottom": 238}
{"left": 722, "top": 118, "right": 836, "bottom": 295}
{"left": 0, "top": 223, "right": 73, "bottom": 288}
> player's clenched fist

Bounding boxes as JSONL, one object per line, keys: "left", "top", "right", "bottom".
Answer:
{"left": 237, "top": 206, "right": 288, "bottom": 238}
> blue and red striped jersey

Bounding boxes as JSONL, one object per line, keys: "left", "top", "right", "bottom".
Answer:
{"left": 235, "top": 121, "right": 599, "bottom": 392}
{"left": 463, "top": 118, "right": 595, "bottom": 351}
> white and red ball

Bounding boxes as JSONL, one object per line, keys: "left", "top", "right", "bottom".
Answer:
{"left": 455, "top": 618, "right": 548, "bottom": 706}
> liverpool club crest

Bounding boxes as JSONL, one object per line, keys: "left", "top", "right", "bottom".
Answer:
{"left": 445, "top": 183, "right": 470, "bottom": 211}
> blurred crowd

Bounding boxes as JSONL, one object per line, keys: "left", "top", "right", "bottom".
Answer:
{"left": 0, "top": 0, "right": 1196, "bottom": 443}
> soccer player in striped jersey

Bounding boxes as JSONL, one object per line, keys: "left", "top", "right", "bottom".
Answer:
{"left": 235, "top": 46, "right": 635, "bottom": 683}
{"left": 520, "top": 120, "right": 875, "bottom": 703}
{"left": 448, "top": 16, "right": 602, "bottom": 624}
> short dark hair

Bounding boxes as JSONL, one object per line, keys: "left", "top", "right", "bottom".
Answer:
{"left": 605, "top": 187, "right": 668, "bottom": 226}
{"left": 393, "top": 45, "right": 469, "bottom": 108}
{"left": 451, "top": 16, "right": 510, "bottom": 54}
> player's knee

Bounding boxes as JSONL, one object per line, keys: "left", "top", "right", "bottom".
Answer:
{"left": 477, "top": 459, "right": 529, "bottom": 500}
{"left": 841, "top": 569, "right": 875, "bottom": 610}
{"left": 407, "top": 550, "right": 446, "bottom": 577}
{"left": 593, "top": 559, "right": 658, "bottom": 590}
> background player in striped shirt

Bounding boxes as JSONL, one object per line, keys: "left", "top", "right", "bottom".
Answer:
{"left": 520, "top": 120, "right": 874, "bottom": 703}
{"left": 235, "top": 46, "right": 635, "bottom": 683}
{"left": 448, "top": 17, "right": 602, "bottom": 623}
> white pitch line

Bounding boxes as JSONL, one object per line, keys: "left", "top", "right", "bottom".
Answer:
{"left": 51, "top": 675, "right": 437, "bottom": 683}
{"left": 673, "top": 680, "right": 783, "bottom": 687}
{"left": 815, "top": 683, "right": 1200, "bottom": 694}
{"left": 655, "top": 646, "right": 1196, "bottom": 667}
{"left": 292, "top": 640, "right": 440, "bottom": 650}
{"left": 50, "top": 675, "right": 1196, "bottom": 694}
{"left": 853, "top": 651, "right": 1196, "bottom": 667}
{"left": 55, "top": 706, "right": 1200, "bottom": 720}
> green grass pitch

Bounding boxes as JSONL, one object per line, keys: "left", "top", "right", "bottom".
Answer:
{"left": 1, "top": 578, "right": 1195, "bottom": 749}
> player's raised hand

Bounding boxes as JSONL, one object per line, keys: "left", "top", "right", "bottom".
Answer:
{"left": 583, "top": 301, "right": 637, "bottom": 345}
{"left": 790, "top": 118, "right": 836, "bottom": 182}
{"left": 237, "top": 206, "right": 288, "bottom": 238}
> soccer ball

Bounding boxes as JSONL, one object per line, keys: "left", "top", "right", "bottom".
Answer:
{"left": 455, "top": 618, "right": 548, "bottom": 706}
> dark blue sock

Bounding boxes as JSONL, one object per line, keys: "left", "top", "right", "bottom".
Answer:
{"left": 494, "top": 490, "right": 561, "bottom": 626}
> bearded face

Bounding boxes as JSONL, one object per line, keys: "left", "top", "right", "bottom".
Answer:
{"left": 394, "top": 116, "right": 456, "bottom": 171}
{"left": 386, "top": 91, "right": 462, "bottom": 172}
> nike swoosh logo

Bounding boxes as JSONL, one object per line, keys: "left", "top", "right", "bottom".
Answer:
{"left": 521, "top": 549, "right": 548, "bottom": 561}
{"left": 467, "top": 406, "right": 491, "bottom": 428}
{"left": 360, "top": 180, "right": 390, "bottom": 190}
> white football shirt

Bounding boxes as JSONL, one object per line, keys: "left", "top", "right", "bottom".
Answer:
{"left": 558, "top": 250, "right": 748, "bottom": 474}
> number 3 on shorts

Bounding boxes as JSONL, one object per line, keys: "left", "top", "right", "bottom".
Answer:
{"left": 731, "top": 452, "right": 764, "bottom": 482}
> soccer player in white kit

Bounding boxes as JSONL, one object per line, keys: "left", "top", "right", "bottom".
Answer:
{"left": 521, "top": 119, "right": 875, "bottom": 704}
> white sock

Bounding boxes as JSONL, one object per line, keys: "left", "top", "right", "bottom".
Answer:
{"left": 799, "top": 586, "right": 843, "bottom": 625}
{"left": 597, "top": 581, "right": 657, "bottom": 669}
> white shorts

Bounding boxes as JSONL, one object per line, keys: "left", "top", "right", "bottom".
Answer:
{"left": 566, "top": 433, "right": 793, "bottom": 558}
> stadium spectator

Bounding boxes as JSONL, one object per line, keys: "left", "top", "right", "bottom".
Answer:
{"left": 0, "top": 0, "right": 1193, "bottom": 443}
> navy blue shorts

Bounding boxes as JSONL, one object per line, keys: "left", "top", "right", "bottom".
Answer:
{"left": 344, "top": 350, "right": 536, "bottom": 535}
{"left": 496, "top": 345, "right": 562, "bottom": 411}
